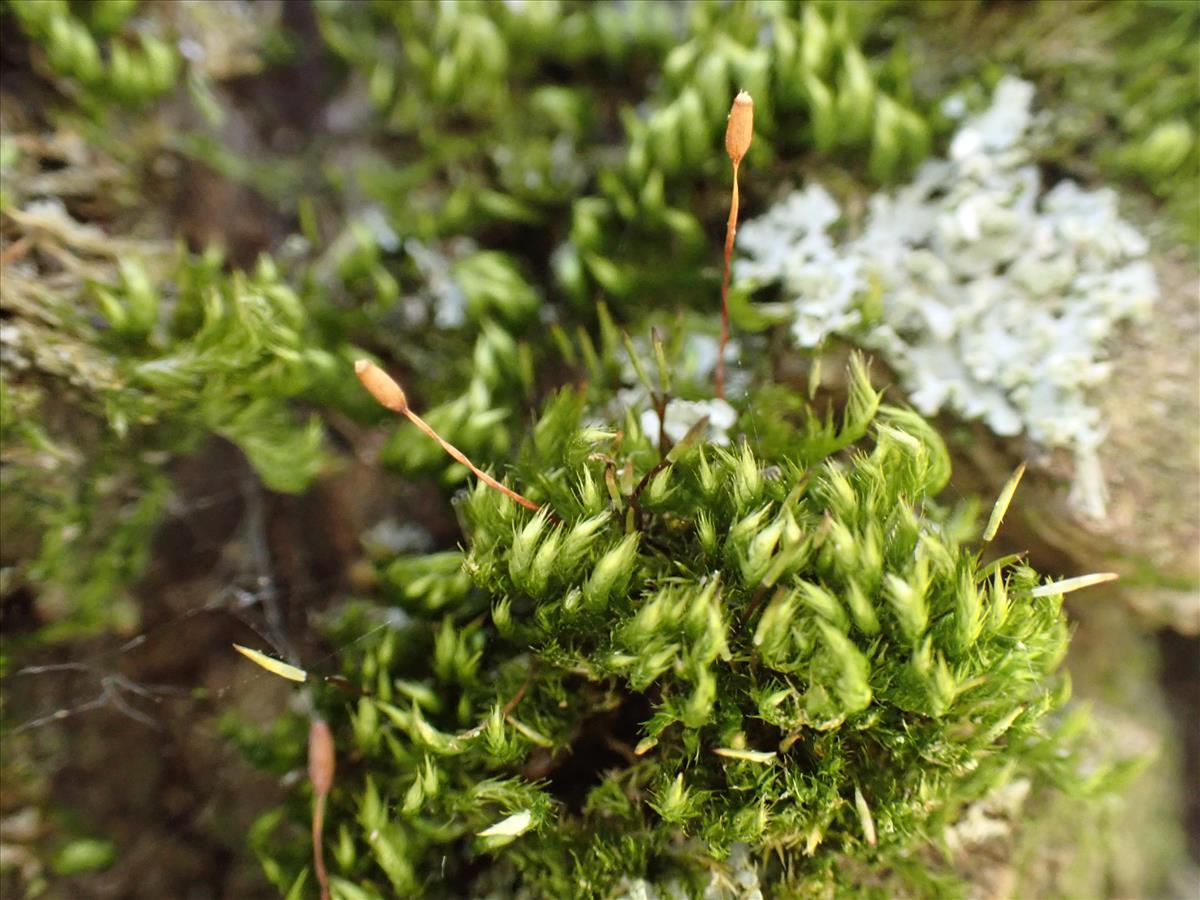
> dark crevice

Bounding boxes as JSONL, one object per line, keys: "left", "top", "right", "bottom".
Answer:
{"left": 542, "top": 688, "right": 653, "bottom": 815}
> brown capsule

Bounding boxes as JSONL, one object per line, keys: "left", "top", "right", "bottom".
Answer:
{"left": 308, "top": 718, "right": 335, "bottom": 900}
{"left": 352, "top": 359, "right": 545, "bottom": 513}
{"left": 355, "top": 359, "right": 409, "bottom": 412}
{"left": 308, "top": 718, "right": 336, "bottom": 797}
{"left": 725, "top": 91, "right": 754, "bottom": 166}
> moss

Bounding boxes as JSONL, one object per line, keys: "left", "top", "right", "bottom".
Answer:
{"left": 245, "top": 355, "right": 1133, "bottom": 897}
{"left": 0, "top": 3, "right": 1185, "bottom": 896}
{"left": 4, "top": 0, "right": 179, "bottom": 108}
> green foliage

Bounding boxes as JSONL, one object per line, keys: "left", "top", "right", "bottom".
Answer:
{"left": 313, "top": 0, "right": 937, "bottom": 320}
{"left": 0, "top": 3, "right": 1173, "bottom": 895}
{"left": 4, "top": 0, "right": 179, "bottom": 107}
{"left": 51, "top": 838, "right": 117, "bottom": 876}
{"left": 1077, "top": 1, "right": 1199, "bottom": 238}
{"left": 281, "top": 2, "right": 943, "bottom": 499}
{"left": 0, "top": 241, "right": 340, "bottom": 635}
{"left": 103, "top": 252, "right": 337, "bottom": 492}
{"left": 274, "top": 357, "right": 1104, "bottom": 897}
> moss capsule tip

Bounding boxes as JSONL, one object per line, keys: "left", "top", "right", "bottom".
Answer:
{"left": 355, "top": 359, "right": 409, "bottom": 412}
{"left": 726, "top": 91, "right": 754, "bottom": 165}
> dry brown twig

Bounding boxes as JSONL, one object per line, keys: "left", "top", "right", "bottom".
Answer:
{"left": 717, "top": 91, "right": 754, "bottom": 401}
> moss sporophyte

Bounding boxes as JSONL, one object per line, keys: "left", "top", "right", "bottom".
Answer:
{"left": 294, "top": 347, "right": 1113, "bottom": 896}
{"left": 354, "top": 360, "right": 542, "bottom": 514}
{"left": 3, "top": 5, "right": 1177, "bottom": 895}
{"left": 231, "top": 89, "right": 1119, "bottom": 900}
{"left": 718, "top": 91, "right": 753, "bottom": 402}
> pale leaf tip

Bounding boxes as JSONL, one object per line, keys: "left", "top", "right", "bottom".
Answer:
{"left": 477, "top": 809, "right": 534, "bottom": 839}
{"left": 1029, "top": 572, "right": 1120, "bottom": 598}
{"left": 232, "top": 643, "right": 308, "bottom": 683}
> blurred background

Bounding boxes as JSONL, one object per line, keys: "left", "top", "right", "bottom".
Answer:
{"left": 0, "top": 1, "right": 1196, "bottom": 897}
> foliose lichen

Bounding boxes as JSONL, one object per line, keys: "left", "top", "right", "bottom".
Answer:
{"left": 736, "top": 77, "right": 1159, "bottom": 518}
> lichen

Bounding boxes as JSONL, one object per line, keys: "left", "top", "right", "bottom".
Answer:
{"left": 736, "top": 77, "right": 1159, "bottom": 518}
